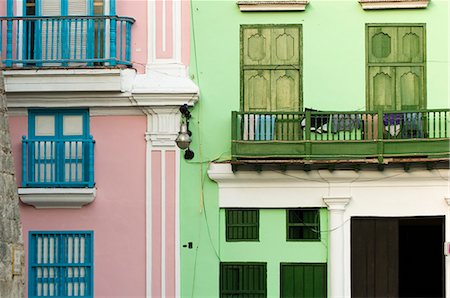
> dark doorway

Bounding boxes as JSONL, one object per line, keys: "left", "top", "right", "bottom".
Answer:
{"left": 351, "top": 216, "right": 444, "bottom": 298}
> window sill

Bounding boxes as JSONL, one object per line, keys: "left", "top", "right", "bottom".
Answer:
{"left": 18, "top": 188, "right": 96, "bottom": 209}
{"left": 237, "top": 0, "right": 309, "bottom": 11}
{"left": 358, "top": 0, "right": 429, "bottom": 9}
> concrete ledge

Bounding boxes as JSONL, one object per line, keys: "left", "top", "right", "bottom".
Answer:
{"left": 237, "top": 0, "right": 309, "bottom": 11}
{"left": 358, "top": 0, "right": 429, "bottom": 9}
{"left": 4, "top": 69, "right": 123, "bottom": 92}
{"left": 18, "top": 188, "right": 96, "bottom": 208}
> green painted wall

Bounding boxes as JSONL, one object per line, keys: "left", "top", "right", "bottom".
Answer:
{"left": 181, "top": 0, "right": 448, "bottom": 296}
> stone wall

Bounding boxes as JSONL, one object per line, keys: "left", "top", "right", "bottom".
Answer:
{"left": 0, "top": 71, "right": 24, "bottom": 297}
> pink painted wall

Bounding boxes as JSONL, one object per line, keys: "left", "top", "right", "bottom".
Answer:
{"left": 151, "top": 149, "right": 178, "bottom": 297}
{"left": 164, "top": 150, "right": 176, "bottom": 297}
{"left": 181, "top": 0, "right": 190, "bottom": 65}
{"left": 117, "top": 0, "right": 148, "bottom": 74}
{"left": 0, "top": 1, "right": 5, "bottom": 17}
{"left": 9, "top": 115, "right": 147, "bottom": 298}
{"left": 151, "top": 151, "right": 162, "bottom": 298}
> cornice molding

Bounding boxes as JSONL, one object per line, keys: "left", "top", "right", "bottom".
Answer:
{"left": 4, "top": 68, "right": 199, "bottom": 110}
{"left": 237, "top": 0, "right": 309, "bottom": 11}
{"left": 208, "top": 163, "right": 449, "bottom": 186}
{"left": 358, "top": 0, "right": 429, "bottom": 9}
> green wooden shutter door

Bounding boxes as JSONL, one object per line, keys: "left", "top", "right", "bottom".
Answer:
{"left": 280, "top": 263, "right": 327, "bottom": 298}
{"left": 242, "top": 25, "right": 302, "bottom": 112}
{"left": 367, "top": 24, "right": 425, "bottom": 111}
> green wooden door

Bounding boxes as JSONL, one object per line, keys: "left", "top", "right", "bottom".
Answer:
{"left": 367, "top": 25, "right": 425, "bottom": 111}
{"left": 280, "top": 263, "right": 327, "bottom": 298}
{"left": 241, "top": 25, "right": 302, "bottom": 112}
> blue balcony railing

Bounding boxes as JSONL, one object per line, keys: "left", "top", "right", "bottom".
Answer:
{"left": 0, "top": 15, "right": 135, "bottom": 68}
{"left": 22, "top": 136, "right": 95, "bottom": 188}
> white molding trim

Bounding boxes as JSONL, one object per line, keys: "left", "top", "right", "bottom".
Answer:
{"left": 173, "top": 0, "right": 182, "bottom": 64}
{"left": 237, "top": 0, "right": 309, "bottom": 11}
{"left": 161, "top": 149, "right": 166, "bottom": 298}
{"left": 208, "top": 163, "right": 450, "bottom": 208}
{"left": 89, "top": 107, "right": 146, "bottom": 116}
{"left": 147, "top": 0, "right": 155, "bottom": 67}
{"left": 323, "top": 197, "right": 351, "bottom": 211}
{"left": 145, "top": 107, "right": 181, "bottom": 148}
{"left": 358, "top": 0, "right": 429, "bottom": 9}
{"left": 4, "top": 69, "right": 124, "bottom": 93}
{"left": 18, "top": 188, "right": 96, "bottom": 208}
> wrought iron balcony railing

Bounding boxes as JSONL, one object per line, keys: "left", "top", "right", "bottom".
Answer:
{"left": 22, "top": 136, "right": 95, "bottom": 187}
{"left": 0, "top": 15, "right": 135, "bottom": 68}
{"left": 232, "top": 109, "right": 450, "bottom": 161}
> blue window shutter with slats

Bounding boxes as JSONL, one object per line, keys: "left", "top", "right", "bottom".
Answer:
{"left": 29, "top": 231, "right": 94, "bottom": 298}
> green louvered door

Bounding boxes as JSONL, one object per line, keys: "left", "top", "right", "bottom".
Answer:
{"left": 280, "top": 263, "right": 327, "bottom": 298}
{"left": 367, "top": 24, "right": 425, "bottom": 111}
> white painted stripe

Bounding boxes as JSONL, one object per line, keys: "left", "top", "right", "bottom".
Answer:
{"left": 161, "top": 149, "right": 166, "bottom": 298}
{"left": 173, "top": 0, "right": 182, "bottom": 62}
{"left": 162, "top": 0, "right": 167, "bottom": 52}
{"left": 148, "top": 0, "right": 156, "bottom": 65}
{"left": 175, "top": 149, "right": 181, "bottom": 297}
{"left": 145, "top": 133, "right": 152, "bottom": 298}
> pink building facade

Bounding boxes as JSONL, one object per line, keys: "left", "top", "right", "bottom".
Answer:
{"left": 2, "top": 0, "right": 198, "bottom": 296}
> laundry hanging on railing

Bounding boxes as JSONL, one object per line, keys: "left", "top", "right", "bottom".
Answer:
{"left": 301, "top": 108, "right": 330, "bottom": 133}
{"left": 242, "top": 114, "right": 276, "bottom": 140}
{"left": 383, "top": 113, "right": 403, "bottom": 136}
{"left": 402, "top": 112, "right": 423, "bottom": 138}
{"left": 331, "top": 114, "right": 362, "bottom": 133}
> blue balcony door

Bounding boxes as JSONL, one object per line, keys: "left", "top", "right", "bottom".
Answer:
{"left": 29, "top": 110, "right": 90, "bottom": 186}
{"left": 23, "top": 0, "right": 95, "bottom": 66}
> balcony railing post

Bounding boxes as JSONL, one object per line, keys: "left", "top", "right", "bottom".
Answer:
{"left": 22, "top": 136, "right": 27, "bottom": 187}
{"left": 377, "top": 110, "right": 384, "bottom": 164}
{"left": 6, "top": 19, "right": 12, "bottom": 67}
{"left": 125, "top": 21, "right": 131, "bottom": 63}
{"left": 231, "top": 112, "right": 237, "bottom": 160}
{"left": 305, "top": 110, "right": 312, "bottom": 159}
{"left": 109, "top": 0, "right": 117, "bottom": 66}
{"left": 88, "top": 136, "right": 95, "bottom": 188}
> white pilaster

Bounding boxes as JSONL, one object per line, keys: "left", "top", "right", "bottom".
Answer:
{"left": 147, "top": 0, "right": 187, "bottom": 77}
{"left": 145, "top": 107, "right": 181, "bottom": 298}
{"left": 323, "top": 196, "right": 351, "bottom": 298}
{"left": 444, "top": 197, "right": 450, "bottom": 298}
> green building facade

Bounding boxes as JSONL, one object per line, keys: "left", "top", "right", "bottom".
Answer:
{"left": 181, "top": 0, "right": 449, "bottom": 297}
